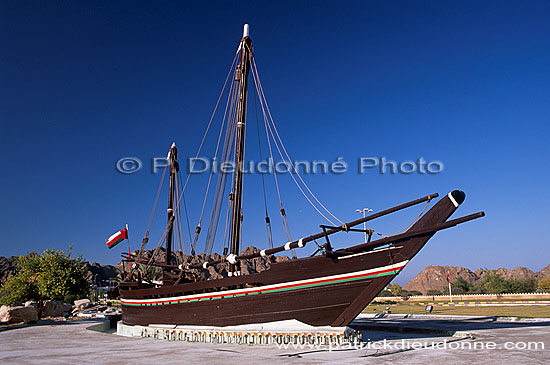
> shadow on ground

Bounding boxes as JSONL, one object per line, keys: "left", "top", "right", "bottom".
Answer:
{"left": 350, "top": 315, "right": 550, "bottom": 339}
{"left": 0, "top": 319, "right": 87, "bottom": 332}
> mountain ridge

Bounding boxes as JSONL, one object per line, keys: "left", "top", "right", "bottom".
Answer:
{"left": 403, "top": 264, "right": 550, "bottom": 294}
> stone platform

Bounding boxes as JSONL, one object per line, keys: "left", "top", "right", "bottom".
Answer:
{"left": 116, "top": 319, "right": 361, "bottom": 346}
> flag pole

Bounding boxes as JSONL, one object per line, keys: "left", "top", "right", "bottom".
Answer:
{"left": 126, "top": 224, "right": 130, "bottom": 273}
{"left": 447, "top": 272, "right": 453, "bottom": 303}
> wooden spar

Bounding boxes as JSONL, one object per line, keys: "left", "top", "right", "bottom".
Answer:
{"left": 165, "top": 143, "right": 178, "bottom": 266}
{"left": 228, "top": 25, "right": 253, "bottom": 272}
{"left": 187, "top": 192, "right": 439, "bottom": 269}
{"left": 338, "top": 211, "right": 485, "bottom": 254}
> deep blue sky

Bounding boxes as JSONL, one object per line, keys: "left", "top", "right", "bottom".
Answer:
{"left": 1, "top": 1, "right": 549, "bottom": 285}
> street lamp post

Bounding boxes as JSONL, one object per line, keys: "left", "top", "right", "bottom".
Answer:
{"left": 355, "top": 208, "right": 374, "bottom": 242}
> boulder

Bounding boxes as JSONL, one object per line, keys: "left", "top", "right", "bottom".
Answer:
{"left": 0, "top": 305, "right": 38, "bottom": 324}
{"left": 0, "top": 305, "right": 9, "bottom": 322}
{"left": 24, "top": 300, "right": 36, "bottom": 308}
{"left": 73, "top": 299, "right": 91, "bottom": 310}
{"left": 42, "top": 300, "right": 72, "bottom": 317}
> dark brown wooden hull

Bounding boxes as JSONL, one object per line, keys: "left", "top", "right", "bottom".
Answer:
{"left": 122, "top": 249, "right": 402, "bottom": 327}
{"left": 120, "top": 191, "right": 472, "bottom": 327}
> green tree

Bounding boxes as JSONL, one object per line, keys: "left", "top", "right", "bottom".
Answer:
{"left": 451, "top": 277, "right": 474, "bottom": 294}
{"left": 506, "top": 278, "right": 537, "bottom": 293}
{"left": 538, "top": 278, "right": 550, "bottom": 292}
{"left": 0, "top": 248, "right": 90, "bottom": 317}
{"left": 477, "top": 273, "right": 507, "bottom": 294}
{"left": 377, "top": 289, "right": 394, "bottom": 297}
{"left": 389, "top": 283, "right": 402, "bottom": 296}
{"left": 36, "top": 248, "right": 90, "bottom": 303}
{"left": 474, "top": 273, "right": 538, "bottom": 294}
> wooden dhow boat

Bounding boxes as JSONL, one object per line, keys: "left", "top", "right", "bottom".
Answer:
{"left": 118, "top": 25, "right": 484, "bottom": 327}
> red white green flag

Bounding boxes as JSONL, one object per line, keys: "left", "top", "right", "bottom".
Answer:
{"left": 106, "top": 227, "right": 128, "bottom": 249}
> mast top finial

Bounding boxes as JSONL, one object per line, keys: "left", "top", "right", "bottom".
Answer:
{"left": 243, "top": 24, "right": 249, "bottom": 38}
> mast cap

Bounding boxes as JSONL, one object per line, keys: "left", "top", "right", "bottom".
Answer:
{"left": 243, "top": 24, "right": 250, "bottom": 38}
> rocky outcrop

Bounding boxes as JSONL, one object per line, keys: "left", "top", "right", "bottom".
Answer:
{"left": 0, "top": 253, "right": 38, "bottom": 283}
{"left": 404, "top": 264, "right": 550, "bottom": 294}
{"left": 0, "top": 256, "right": 17, "bottom": 283}
{"left": 535, "top": 264, "right": 550, "bottom": 280}
{"left": 403, "top": 265, "right": 477, "bottom": 294}
{"left": 0, "top": 305, "right": 38, "bottom": 324}
{"left": 82, "top": 262, "right": 121, "bottom": 284}
{"left": 475, "top": 267, "right": 537, "bottom": 282}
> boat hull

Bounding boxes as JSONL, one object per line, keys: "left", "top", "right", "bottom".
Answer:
{"left": 120, "top": 191, "right": 466, "bottom": 327}
{"left": 121, "top": 248, "right": 408, "bottom": 327}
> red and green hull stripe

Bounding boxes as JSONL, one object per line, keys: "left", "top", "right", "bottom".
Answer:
{"left": 121, "top": 260, "right": 408, "bottom": 307}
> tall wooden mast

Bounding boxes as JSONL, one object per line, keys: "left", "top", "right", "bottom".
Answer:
{"left": 166, "top": 142, "right": 178, "bottom": 266}
{"left": 229, "top": 24, "right": 252, "bottom": 272}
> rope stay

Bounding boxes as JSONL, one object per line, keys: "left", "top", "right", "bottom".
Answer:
{"left": 132, "top": 43, "right": 352, "bottom": 270}
{"left": 249, "top": 54, "right": 343, "bottom": 227}
{"left": 253, "top": 78, "right": 274, "bottom": 249}
{"left": 375, "top": 199, "right": 432, "bottom": 237}
{"left": 204, "top": 75, "right": 241, "bottom": 255}
{"left": 174, "top": 50, "right": 239, "bottom": 228}
{"left": 145, "top": 164, "right": 168, "bottom": 238}
{"left": 245, "top": 45, "right": 292, "bottom": 254}
{"left": 174, "top": 169, "right": 187, "bottom": 263}
{"left": 178, "top": 172, "right": 193, "bottom": 243}
{"left": 128, "top": 155, "right": 169, "bottom": 278}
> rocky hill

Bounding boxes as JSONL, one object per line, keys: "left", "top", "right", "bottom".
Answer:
{"left": 0, "top": 255, "right": 19, "bottom": 283}
{"left": 535, "top": 264, "right": 550, "bottom": 280}
{"left": 403, "top": 264, "right": 550, "bottom": 294}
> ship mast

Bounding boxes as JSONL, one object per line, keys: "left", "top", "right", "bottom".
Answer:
{"left": 166, "top": 142, "right": 178, "bottom": 266}
{"left": 229, "top": 24, "right": 252, "bottom": 273}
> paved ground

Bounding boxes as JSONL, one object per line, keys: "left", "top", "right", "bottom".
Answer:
{"left": 1, "top": 316, "right": 549, "bottom": 364}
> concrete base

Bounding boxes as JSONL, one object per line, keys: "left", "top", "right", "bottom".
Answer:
{"left": 117, "top": 319, "right": 361, "bottom": 346}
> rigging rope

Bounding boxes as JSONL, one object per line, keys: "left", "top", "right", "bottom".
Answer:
{"left": 249, "top": 58, "right": 338, "bottom": 227}
{"left": 181, "top": 51, "right": 240, "bottom": 257}
{"left": 253, "top": 79, "right": 274, "bottom": 249}
{"left": 175, "top": 51, "right": 239, "bottom": 220}
{"left": 177, "top": 172, "right": 193, "bottom": 243}
{"left": 145, "top": 164, "right": 168, "bottom": 237}
{"left": 204, "top": 77, "right": 240, "bottom": 255}
{"left": 144, "top": 215, "right": 175, "bottom": 271}
{"left": 250, "top": 59, "right": 294, "bottom": 252}
{"left": 197, "top": 76, "right": 236, "bottom": 227}
{"left": 128, "top": 158, "right": 169, "bottom": 278}
{"left": 375, "top": 199, "right": 431, "bottom": 237}
{"left": 251, "top": 55, "right": 344, "bottom": 226}
{"left": 174, "top": 170, "right": 187, "bottom": 259}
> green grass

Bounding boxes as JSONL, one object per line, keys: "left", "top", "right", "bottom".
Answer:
{"left": 363, "top": 301, "right": 550, "bottom": 318}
